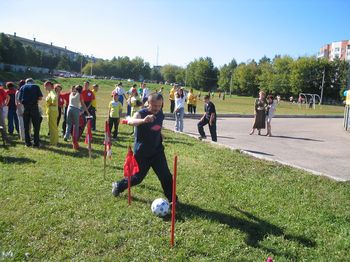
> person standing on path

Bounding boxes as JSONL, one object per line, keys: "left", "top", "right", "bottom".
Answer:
{"left": 249, "top": 91, "right": 267, "bottom": 136}
{"left": 265, "top": 95, "right": 277, "bottom": 137}
{"left": 197, "top": 95, "right": 217, "bottom": 142}
{"left": 169, "top": 85, "right": 176, "bottom": 113}
{"left": 174, "top": 88, "right": 185, "bottom": 132}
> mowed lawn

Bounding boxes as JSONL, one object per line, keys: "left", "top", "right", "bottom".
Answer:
{"left": 1, "top": 106, "right": 349, "bottom": 261}
{"left": 30, "top": 77, "right": 345, "bottom": 116}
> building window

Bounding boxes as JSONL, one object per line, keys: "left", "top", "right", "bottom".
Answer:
{"left": 335, "top": 47, "right": 340, "bottom": 52}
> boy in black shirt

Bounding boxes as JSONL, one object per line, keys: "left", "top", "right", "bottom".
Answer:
{"left": 198, "top": 95, "right": 217, "bottom": 142}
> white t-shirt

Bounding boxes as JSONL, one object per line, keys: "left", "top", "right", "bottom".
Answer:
{"left": 175, "top": 96, "right": 185, "bottom": 110}
{"left": 142, "top": 88, "right": 150, "bottom": 99}
{"left": 114, "top": 87, "right": 125, "bottom": 96}
{"left": 267, "top": 100, "right": 277, "bottom": 119}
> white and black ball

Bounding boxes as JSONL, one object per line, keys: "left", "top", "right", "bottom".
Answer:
{"left": 151, "top": 198, "right": 170, "bottom": 217}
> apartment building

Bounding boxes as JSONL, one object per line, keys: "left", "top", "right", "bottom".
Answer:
{"left": 317, "top": 40, "right": 350, "bottom": 61}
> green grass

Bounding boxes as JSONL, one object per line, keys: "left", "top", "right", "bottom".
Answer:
{"left": 1, "top": 115, "right": 350, "bottom": 261}
{"left": 1, "top": 74, "right": 344, "bottom": 116}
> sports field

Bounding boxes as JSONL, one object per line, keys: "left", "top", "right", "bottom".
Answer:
{"left": 0, "top": 80, "right": 349, "bottom": 260}
{"left": 38, "top": 78, "right": 346, "bottom": 116}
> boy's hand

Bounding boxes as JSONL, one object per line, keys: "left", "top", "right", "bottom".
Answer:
{"left": 143, "top": 115, "right": 155, "bottom": 123}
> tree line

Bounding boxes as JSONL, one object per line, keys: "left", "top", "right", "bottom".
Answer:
{"left": 1, "top": 32, "right": 348, "bottom": 100}
{"left": 221, "top": 56, "right": 349, "bottom": 101}
{"left": 0, "top": 33, "right": 88, "bottom": 72}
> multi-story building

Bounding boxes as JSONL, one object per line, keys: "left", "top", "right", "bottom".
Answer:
{"left": 6, "top": 32, "right": 79, "bottom": 61}
{"left": 317, "top": 40, "right": 350, "bottom": 61}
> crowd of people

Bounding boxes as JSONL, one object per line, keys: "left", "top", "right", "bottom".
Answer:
{"left": 0, "top": 78, "right": 99, "bottom": 148}
{"left": 0, "top": 77, "right": 277, "bottom": 149}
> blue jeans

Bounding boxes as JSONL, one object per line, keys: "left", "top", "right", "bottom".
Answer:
{"left": 116, "top": 150, "right": 176, "bottom": 202}
{"left": 174, "top": 107, "right": 184, "bottom": 132}
{"left": 7, "top": 109, "right": 19, "bottom": 134}
{"left": 65, "top": 106, "right": 80, "bottom": 140}
{"left": 23, "top": 104, "right": 41, "bottom": 146}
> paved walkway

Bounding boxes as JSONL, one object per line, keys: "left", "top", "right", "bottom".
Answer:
{"left": 163, "top": 117, "right": 350, "bottom": 181}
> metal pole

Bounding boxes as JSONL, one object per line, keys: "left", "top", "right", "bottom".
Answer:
{"left": 320, "top": 67, "right": 325, "bottom": 104}
{"left": 230, "top": 72, "right": 233, "bottom": 96}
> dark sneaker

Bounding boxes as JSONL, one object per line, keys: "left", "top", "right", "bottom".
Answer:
{"left": 112, "top": 182, "right": 120, "bottom": 197}
{"left": 33, "top": 143, "right": 41, "bottom": 148}
{"left": 198, "top": 136, "right": 206, "bottom": 140}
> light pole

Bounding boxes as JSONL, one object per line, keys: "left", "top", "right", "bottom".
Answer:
{"left": 90, "top": 55, "right": 94, "bottom": 76}
{"left": 320, "top": 67, "right": 325, "bottom": 104}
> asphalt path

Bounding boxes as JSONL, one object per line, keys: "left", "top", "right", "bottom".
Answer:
{"left": 163, "top": 117, "right": 350, "bottom": 181}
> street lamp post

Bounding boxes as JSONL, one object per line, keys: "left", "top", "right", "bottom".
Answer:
{"left": 90, "top": 55, "right": 94, "bottom": 76}
{"left": 320, "top": 67, "right": 325, "bottom": 104}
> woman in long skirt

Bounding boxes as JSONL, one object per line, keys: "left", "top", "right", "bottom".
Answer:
{"left": 249, "top": 91, "right": 267, "bottom": 135}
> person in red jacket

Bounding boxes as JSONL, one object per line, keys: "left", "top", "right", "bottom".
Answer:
{"left": 0, "top": 82, "right": 9, "bottom": 142}
{"left": 81, "top": 81, "right": 95, "bottom": 117}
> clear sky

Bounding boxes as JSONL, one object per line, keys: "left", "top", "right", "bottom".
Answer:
{"left": 1, "top": 0, "right": 349, "bottom": 67}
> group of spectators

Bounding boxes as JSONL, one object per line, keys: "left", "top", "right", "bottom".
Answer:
{"left": 0, "top": 78, "right": 99, "bottom": 149}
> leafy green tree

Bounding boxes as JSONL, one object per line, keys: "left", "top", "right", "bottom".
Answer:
{"left": 57, "top": 54, "right": 71, "bottom": 71}
{"left": 161, "top": 64, "right": 182, "bottom": 83}
{"left": 25, "top": 46, "right": 40, "bottom": 67}
{"left": 290, "top": 56, "right": 325, "bottom": 97}
{"left": 187, "top": 57, "right": 218, "bottom": 91}
{"left": 150, "top": 66, "right": 163, "bottom": 82}
{"left": 232, "top": 60, "right": 259, "bottom": 96}
{"left": 258, "top": 58, "right": 273, "bottom": 93}
{"left": 218, "top": 58, "right": 237, "bottom": 92}
{"left": 270, "top": 56, "right": 293, "bottom": 96}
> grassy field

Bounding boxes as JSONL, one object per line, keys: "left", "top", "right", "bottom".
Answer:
{"left": 2, "top": 76, "right": 343, "bottom": 116}
{"left": 1, "top": 111, "right": 350, "bottom": 260}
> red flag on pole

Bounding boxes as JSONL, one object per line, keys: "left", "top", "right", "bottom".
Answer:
{"left": 72, "top": 124, "right": 79, "bottom": 150}
{"left": 124, "top": 146, "right": 139, "bottom": 205}
{"left": 85, "top": 119, "right": 92, "bottom": 159}
{"left": 104, "top": 121, "right": 112, "bottom": 158}
{"left": 103, "top": 120, "right": 112, "bottom": 178}
{"left": 170, "top": 155, "right": 178, "bottom": 248}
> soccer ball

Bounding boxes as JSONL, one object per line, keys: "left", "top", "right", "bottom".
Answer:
{"left": 151, "top": 198, "right": 170, "bottom": 217}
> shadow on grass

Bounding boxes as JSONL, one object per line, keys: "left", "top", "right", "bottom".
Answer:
{"left": 163, "top": 136, "right": 195, "bottom": 146}
{"left": 0, "top": 155, "right": 36, "bottom": 164}
{"left": 130, "top": 193, "right": 315, "bottom": 259}
{"left": 34, "top": 140, "right": 105, "bottom": 159}
{"left": 175, "top": 203, "right": 315, "bottom": 259}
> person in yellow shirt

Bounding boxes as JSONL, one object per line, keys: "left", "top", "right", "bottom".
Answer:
{"left": 108, "top": 93, "right": 123, "bottom": 140}
{"left": 44, "top": 81, "right": 58, "bottom": 146}
{"left": 187, "top": 88, "right": 194, "bottom": 114}
{"left": 169, "top": 85, "right": 176, "bottom": 113}
{"left": 192, "top": 94, "right": 198, "bottom": 114}
{"left": 91, "top": 84, "right": 99, "bottom": 131}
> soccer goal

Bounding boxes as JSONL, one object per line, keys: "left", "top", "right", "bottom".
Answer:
{"left": 298, "top": 93, "right": 321, "bottom": 109}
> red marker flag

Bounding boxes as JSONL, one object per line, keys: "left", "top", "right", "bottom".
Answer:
{"left": 104, "top": 120, "right": 112, "bottom": 159}
{"left": 170, "top": 155, "right": 178, "bottom": 248}
{"left": 103, "top": 120, "right": 112, "bottom": 178}
{"left": 72, "top": 124, "right": 79, "bottom": 150}
{"left": 124, "top": 146, "right": 139, "bottom": 205}
{"left": 85, "top": 119, "right": 92, "bottom": 159}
